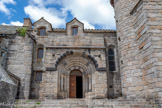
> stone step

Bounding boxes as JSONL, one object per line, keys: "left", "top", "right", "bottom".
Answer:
{"left": 15, "top": 99, "right": 156, "bottom": 108}
{"left": 14, "top": 104, "right": 155, "bottom": 108}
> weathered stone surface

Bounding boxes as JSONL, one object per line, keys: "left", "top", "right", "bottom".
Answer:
{"left": 113, "top": 0, "right": 162, "bottom": 105}
{"left": 0, "top": 81, "right": 17, "bottom": 108}
{"left": 0, "top": 65, "right": 17, "bottom": 108}
{"left": 6, "top": 35, "right": 34, "bottom": 99}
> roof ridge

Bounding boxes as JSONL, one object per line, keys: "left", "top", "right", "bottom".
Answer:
{"left": 0, "top": 25, "right": 22, "bottom": 27}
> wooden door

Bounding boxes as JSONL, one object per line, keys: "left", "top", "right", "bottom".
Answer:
{"left": 70, "top": 75, "right": 76, "bottom": 98}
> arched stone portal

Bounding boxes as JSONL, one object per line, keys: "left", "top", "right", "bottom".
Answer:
{"left": 57, "top": 51, "right": 95, "bottom": 99}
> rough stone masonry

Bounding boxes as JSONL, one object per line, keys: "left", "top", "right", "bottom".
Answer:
{"left": 0, "top": 17, "right": 122, "bottom": 101}
{"left": 111, "top": 0, "right": 162, "bottom": 106}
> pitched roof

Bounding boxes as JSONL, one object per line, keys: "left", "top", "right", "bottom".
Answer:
{"left": 33, "top": 17, "right": 53, "bottom": 28}
{"left": 66, "top": 17, "right": 84, "bottom": 25}
{"left": 0, "top": 25, "right": 21, "bottom": 34}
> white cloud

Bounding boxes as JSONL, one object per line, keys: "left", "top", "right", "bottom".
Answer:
{"left": 62, "top": 0, "right": 115, "bottom": 29}
{"left": 0, "top": 0, "right": 16, "bottom": 15}
{"left": 1, "top": 23, "right": 9, "bottom": 25}
{"left": 81, "top": 20, "right": 95, "bottom": 29}
{"left": 10, "top": 21, "right": 23, "bottom": 26}
{"left": 24, "top": 5, "right": 66, "bottom": 28}
{"left": 24, "top": 0, "right": 115, "bottom": 29}
{"left": 29, "top": 0, "right": 61, "bottom": 7}
{"left": 2, "top": 21, "right": 23, "bottom": 26}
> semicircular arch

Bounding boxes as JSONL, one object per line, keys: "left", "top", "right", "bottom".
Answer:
{"left": 55, "top": 51, "right": 98, "bottom": 70}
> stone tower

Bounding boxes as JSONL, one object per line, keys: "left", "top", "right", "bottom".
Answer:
{"left": 111, "top": 0, "right": 162, "bottom": 105}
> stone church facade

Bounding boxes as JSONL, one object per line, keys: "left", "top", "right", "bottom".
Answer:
{"left": 0, "top": 0, "right": 162, "bottom": 107}
{"left": 0, "top": 17, "right": 122, "bottom": 100}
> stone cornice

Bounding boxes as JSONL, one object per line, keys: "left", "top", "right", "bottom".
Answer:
{"left": 84, "top": 29, "right": 116, "bottom": 33}
{"left": 49, "top": 28, "right": 116, "bottom": 33}
{"left": 46, "top": 67, "right": 107, "bottom": 72}
{"left": 46, "top": 46, "right": 106, "bottom": 49}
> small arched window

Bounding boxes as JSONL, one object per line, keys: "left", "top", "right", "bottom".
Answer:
{"left": 108, "top": 48, "right": 116, "bottom": 71}
{"left": 37, "top": 48, "right": 43, "bottom": 59}
{"left": 38, "top": 27, "right": 46, "bottom": 36}
{"left": 72, "top": 27, "right": 78, "bottom": 36}
{"left": 35, "top": 71, "right": 42, "bottom": 82}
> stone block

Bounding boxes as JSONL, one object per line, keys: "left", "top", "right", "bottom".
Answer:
{"left": 0, "top": 81, "right": 17, "bottom": 108}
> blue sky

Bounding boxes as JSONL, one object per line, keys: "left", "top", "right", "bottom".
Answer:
{"left": 0, "top": 0, "right": 116, "bottom": 30}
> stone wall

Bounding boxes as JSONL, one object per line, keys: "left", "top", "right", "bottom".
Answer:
{"left": 31, "top": 48, "right": 109, "bottom": 99}
{"left": 7, "top": 35, "right": 34, "bottom": 99}
{"left": 0, "top": 18, "right": 122, "bottom": 100}
{"left": 0, "top": 37, "right": 9, "bottom": 69}
{"left": 30, "top": 70, "right": 58, "bottom": 99}
{"left": 113, "top": 0, "right": 146, "bottom": 99}
{"left": 105, "top": 34, "right": 122, "bottom": 98}
{"left": 113, "top": 0, "right": 162, "bottom": 105}
{"left": 0, "top": 28, "right": 20, "bottom": 107}
{"left": 0, "top": 25, "right": 20, "bottom": 69}
{"left": 0, "top": 65, "right": 17, "bottom": 108}
{"left": 136, "top": 0, "right": 162, "bottom": 104}
{"left": 142, "top": 0, "right": 162, "bottom": 103}
{"left": 90, "top": 71, "right": 107, "bottom": 98}
{"left": 132, "top": 0, "right": 157, "bottom": 100}
{"left": 29, "top": 18, "right": 121, "bottom": 99}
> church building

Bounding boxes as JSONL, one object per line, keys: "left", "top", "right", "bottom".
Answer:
{"left": 0, "top": 17, "right": 122, "bottom": 100}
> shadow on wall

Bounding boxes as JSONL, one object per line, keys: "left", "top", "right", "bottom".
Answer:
{"left": 0, "top": 65, "right": 18, "bottom": 108}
